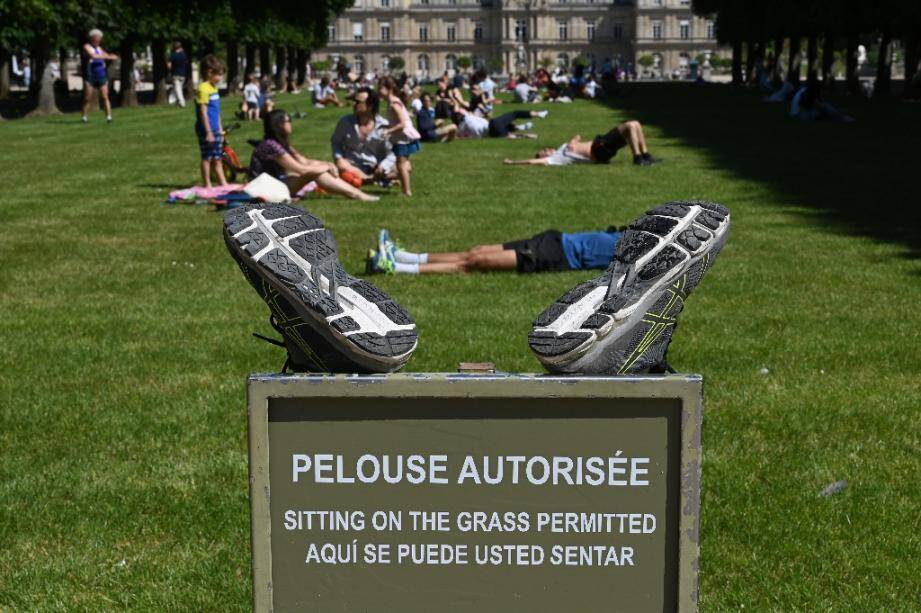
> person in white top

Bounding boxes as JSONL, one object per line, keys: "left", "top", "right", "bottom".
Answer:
{"left": 243, "top": 74, "right": 261, "bottom": 119}
{"left": 453, "top": 102, "right": 547, "bottom": 139}
{"left": 514, "top": 77, "right": 538, "bottom": 103}
{"left": 503, "top": 123, "right": 659, "bottom": 167}
{"left": 311, "top": 76, "right": 343, "bottom": 107}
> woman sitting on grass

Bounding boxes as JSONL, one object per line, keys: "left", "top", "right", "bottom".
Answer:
{"left": 249, "top": 109, "right": 379, "bottom": 202}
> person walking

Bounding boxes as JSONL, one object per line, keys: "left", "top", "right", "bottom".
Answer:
{"left": 80, "top": 29, "right": 118, "bottom": 123}
{"left": 167, "top": 42, "right": 188, "bottom": 107}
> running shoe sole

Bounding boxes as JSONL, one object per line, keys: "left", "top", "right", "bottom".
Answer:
{"left": 223, "top": 203, "right": 417, "bottom": 373}
{"left": 528, "top": 201, "right": 730, "bottom": 374}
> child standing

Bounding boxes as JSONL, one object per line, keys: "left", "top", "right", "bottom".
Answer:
{"left": 243, "top": 74, "right": 261, "bottom": 120}
{"left": 195, "top": 55, "right": 227, "bottom": 188}
{"left": 378, "top": 76, "right": 420, "bottom": 197}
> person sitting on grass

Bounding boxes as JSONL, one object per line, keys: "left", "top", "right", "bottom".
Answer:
{"left": 250, "top": 109, "right": 379, "bottom": 202}
{"left": 504, "top": 121, "right": 658, "bottom": 167}
{"left": 416, "top": 93, "right": 457, "bottom": 143}
{"left": 453, "top": 102, "right": 547, "bottom": 139}
{"left": 330, "top": 87, "right": 397, "bottom": 186}
{"left": 195, "top": 54, "right": 227, "bottom": 188}
{"left": 366, "top": 226, "right": 623, "bottom": 275}
{"left": 790, "top": 76, "right": 856, "bottom": 123}
{"left": 312, "top": 76, "right": 343, "bottom": 108}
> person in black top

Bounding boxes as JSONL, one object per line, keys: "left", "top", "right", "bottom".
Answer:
{"left": 167, "top": 41, "right": 188, "bottom": 107}
{"left": 415, "top": 93, "right": 457, "bottom": 142}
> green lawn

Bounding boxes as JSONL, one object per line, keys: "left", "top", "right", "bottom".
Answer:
{"left": 1, "top": 84, "right": 919, "bottom": 610}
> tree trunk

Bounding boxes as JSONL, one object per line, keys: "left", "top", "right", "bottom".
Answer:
{"left": 731, "top": 40, "right": 743, "bottom": 86}
{"left": 821, "top": 32, "right": 835, "bottom": 91}
{"left": 296, "top": 48, "right": 307, "bottom": 85}
{"left": 274, "top": 46, "right": 287, "bottom": 90}
{"left": 259, "top": 45, "right": 271, "bottom": 78}
{"left": 772, "top": 36, "right": 784, "bottom": 84}
{"left": 745, "top": 41, "right": 756, "bottom": 85}
{"left": 806, "top": 34, "right": 819, "bottom": 81}
{"left": 119, "top": 37, "right": 139, "bottom": 106}
{"left": 287, "top": 45, "right": 297, "bottom": 90}
{"left": 227, "top": 39, "right": 241, "bottom": 95}
{"left": 845, "top": 33, "right": 860, "bottom": 94}
{"left": 787, "top": 36, "right": 802, "bottom": 86}
{"left": 874, "top": 30, "right": 892, "bottom": 97}
{"left": 151, "top": 39, "right": 169, "bottom": 104}
{"left": 904, "top": 34, "right": 921, "bottom": 99}
{"left": 26, "top": 61, "right": 62, "bottom": 116}
{"left": 183, "top": 40, "right": 195, "bottom": 99}
{"left": 0, "top": 48, "right": 11, "bottom": 99}
{"left": 245, "top": 43, "right": 256, "bottom": 77}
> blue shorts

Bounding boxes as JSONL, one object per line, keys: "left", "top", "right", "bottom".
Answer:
{"left": 197, "top": 129, "right": 223, "bottom": 161}
{"left": 393, "top": 141, "right": 421, "bottom": 158}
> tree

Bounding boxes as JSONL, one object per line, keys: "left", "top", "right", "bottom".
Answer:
{"left": 486, "top": 56, "right": 503, "bottom": 74}
{"left": 637, "top": 55, "right": 654, "bottom": 69}
{"left": 456, "top": 56, "right": 472, "bottom": 71}
{"left": 387, "top": 56, "right": 404, "bottom": 72}
{"left": 538, "top": 56, "right": 554, "bottom": 70}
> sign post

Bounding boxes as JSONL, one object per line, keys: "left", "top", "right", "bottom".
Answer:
{"left": 247, "top": 373, "right": 703, "bottom": 612}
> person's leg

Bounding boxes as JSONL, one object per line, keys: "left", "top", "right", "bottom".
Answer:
{"left": 426, "top": 244, "right": 504, "bottom": 264}
{"left": 81, "top": 85, "right": 92, "bottom": 120}
{"left": 436, "top": 124, "right": 457, "bottom": 142}
{"left": 212, "top": 158, "right": 228, "bottom": 185}
{"left": 289, "top": 170, "right": 378, "bottom": 201}
{"left": 335, "top": 157, "right": 370, "bottom": 181}
{"left": 99, "top": 84, "right": 112, "bottom": 120}
{"left": 416, "top": 248, "right": 516, "bottom": 274}
{"left": 201, "top": 159, "right": 212, "bottom": 188}
{"left": 617, "top": 122, "right": 642, "bottom": 157}
{"left": 396, "top": 156, "right": 412, "bottom": 196}
{"left": 628, "top": 121, "right": 649, "bottom": 154}
{"left": 489, "top": 112, "right": 518, "bottom": 137}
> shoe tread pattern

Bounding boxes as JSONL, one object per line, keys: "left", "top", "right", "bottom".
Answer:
{"left": 528, "top": 331, "right": 592, "bottom": 357}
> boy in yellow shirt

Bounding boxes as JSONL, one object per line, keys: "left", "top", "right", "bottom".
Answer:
{"left": 195, "top": 55, "right": 227, "bottom": 187}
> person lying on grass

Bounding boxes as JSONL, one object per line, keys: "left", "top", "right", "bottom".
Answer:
{"left": 366, "top": 226, "right": 624, "bottom": 274}
{"left": 452, "top": 101, "right": 548, "bottom": 140}
{"left": 503, "top": 120, "right": 659, "bottom": 167}
{"left": 250, "top": 109, "right": 379, "bottom": 202}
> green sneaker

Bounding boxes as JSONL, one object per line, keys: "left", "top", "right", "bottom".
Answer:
{"left": 366, "top": 248, "right": 395, "bottom": 275}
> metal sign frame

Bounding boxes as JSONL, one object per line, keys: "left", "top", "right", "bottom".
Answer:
{"left": 247, "top": 373, "right": 703, "bottom": 612}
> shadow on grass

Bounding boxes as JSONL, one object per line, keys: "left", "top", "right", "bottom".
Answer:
{"left": 603, "top": 83, "right": 920, "bottom": 263}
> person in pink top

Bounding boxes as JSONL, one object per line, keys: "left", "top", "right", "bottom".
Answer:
{"left": 378, "top": 76, "right": 421, "bottom": 197}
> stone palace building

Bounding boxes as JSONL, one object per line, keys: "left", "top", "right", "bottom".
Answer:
{"left": 314, "top": 0, "right": 725, "bottom": 79}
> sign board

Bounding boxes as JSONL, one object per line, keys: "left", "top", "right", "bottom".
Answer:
{"left": 248, "top": 373, "right": 702, "bottom": 612}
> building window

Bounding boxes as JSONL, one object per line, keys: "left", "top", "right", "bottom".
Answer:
{"left": 474, "top": 22, "right": 483, "bottom": 41}
{"left": 380, "top": 0, "right": 389, "bottom": 6}
{"left": 473, "top": 55, "right": 485, "bottom": 69}
{"left": 446, "top": 23, "right": 457, "bottom": 42}
{"left": 515, "top": 19, "right": 527, "bottom": 42}
{"left": 352, "top": 22, "right": 364, "bottom": 42}
{"left": 417, "top": 54, "right": 430, "bottom": 74}
{"left": 328, "top": 24, "right": 336, "bottom": 42}
{"left": 354, "top": 54, "right": 364, "bottom": 74}
{"left": 679, "top": 20, "right": 690, "bottom": 40}
{"left": 652, "top": 0, "right": 663, "bottom": 6}
{"left": 419, "top": 24, "right": 428, "bottom": 42}
{"left": 586, "top": 20, "right": 595, "bottom": 41}
{"left": 613, "top": 22, "right": 623, "bottom": 40}
{"left": 557, "top": 20, "right": 569, "bottom": 41}
{"left": 556, "top": 53, "right": 569, "bottom": 70}
{"left": 651, "top": 20, "right": 663, "bottom": 40}
{"left": 380, "top": 23, "right": 391, "bottom": 42}
{"left": 445, "top": 54, "right": 457, "bottom": 71}
{"left": 679, "top": 0, "right": 690, "bottom": 5}
{"left": 706, "top": 20, "right": 715, "bottom": 40}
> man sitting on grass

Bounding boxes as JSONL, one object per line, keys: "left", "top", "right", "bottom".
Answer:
{"left": 503, "top": 120, "right": 658, "bottom": 167}
{"left": 312, "top": 76, "right": 343, "bottom": 108}
{"left": 330, "top": 87, "right": 396, "bottom": 184}
{"left": 366, "top": 227, "right": 623, "bottom": 274}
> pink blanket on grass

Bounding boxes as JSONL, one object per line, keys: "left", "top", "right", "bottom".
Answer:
{"left": 166, "top": 182, "right": 316, "bottom": 203}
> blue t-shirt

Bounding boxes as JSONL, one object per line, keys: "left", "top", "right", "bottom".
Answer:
{"left": 561, "top": 231, "right": 622, "bottom": 270}
{"left": 169, "top": 51, "right": 188, "bottom": 77}
{"left": 416, "top": 108, "right": 436, "bottom": 134}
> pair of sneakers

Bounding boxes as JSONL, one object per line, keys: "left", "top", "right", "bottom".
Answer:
{"left": 222, "top": 200, "right": 730, "bottom": 374}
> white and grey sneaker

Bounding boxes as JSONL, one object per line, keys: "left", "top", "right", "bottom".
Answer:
{"left": 224, "top": 203, "right": 417, "bottom": 373}
{"left": 528, "top": 201, "right": 730, "bottom": 375}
